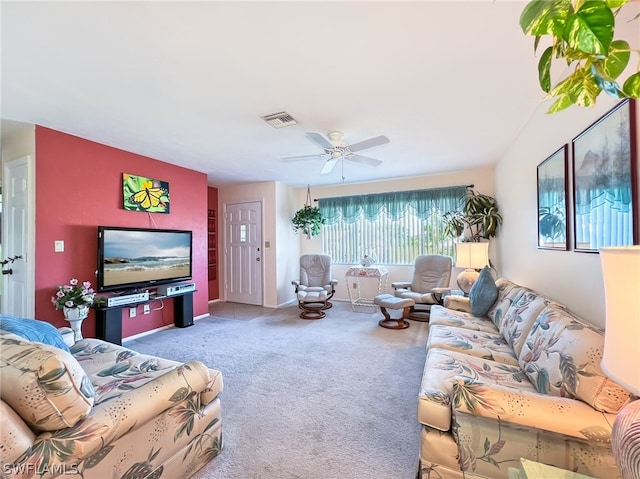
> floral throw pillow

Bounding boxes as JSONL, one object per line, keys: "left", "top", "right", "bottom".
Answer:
{"left": 0, "top": 333, "right": 95, "bottom": 431}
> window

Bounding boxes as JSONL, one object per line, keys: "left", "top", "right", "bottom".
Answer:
{"left": 319, "top": 185, "right": 466, "bottom": 265}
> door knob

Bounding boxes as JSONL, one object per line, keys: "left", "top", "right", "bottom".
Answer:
{"left": 256, "top": 257, "right": 261, "bottom": 261}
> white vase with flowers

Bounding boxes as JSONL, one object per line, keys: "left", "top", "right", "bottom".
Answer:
{"left": 51, "top": 278, "right": 96, "bottom": 342}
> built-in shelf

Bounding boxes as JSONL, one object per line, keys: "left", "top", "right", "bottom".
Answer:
{"left": 207, "top": 209, "right": 217, "bottom": 281}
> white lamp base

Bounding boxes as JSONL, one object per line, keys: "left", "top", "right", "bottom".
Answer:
{"left": 613, "top": 399, "right": 640, "bottom": 479}
{"left": 456, "top": 268, "right": 479, "bottom": 296}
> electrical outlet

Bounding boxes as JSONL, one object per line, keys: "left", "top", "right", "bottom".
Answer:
{"left": 143, "top": 304, "right": 150, "bottom": 315}
{"left": 352, "top": 282, "right": 357, "bottom": 289}
{"left": 129, "top": 307, "right": 136, "bottom": 318}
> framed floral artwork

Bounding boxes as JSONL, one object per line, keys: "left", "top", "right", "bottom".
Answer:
{"left": 123, "top": 173, "right": 170, "bottom": 213}
{"left": 572, "top": 99, "right": 637, "bottom": 252}
{"left": 537, "top": 145, "right": 568, "bottom": 250}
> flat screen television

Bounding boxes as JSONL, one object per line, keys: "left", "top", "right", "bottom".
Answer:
{"left": 97, "top": 226, "right": 193, "bottom": 293}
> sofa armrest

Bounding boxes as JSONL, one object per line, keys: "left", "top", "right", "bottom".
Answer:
{"left": 39, "top": 360, "right": 214, "bottom": 459}
{"left": 451, "top": 378, "right": 615, "bottom": 441}
{"left": 444, "top": 295, "right": 471, "bottom": 313}
{"left": 57, "top": 327, "right": 75, "bottom": 347}
{"left": 330, "top": 279, "right": 338, "bottom": 287}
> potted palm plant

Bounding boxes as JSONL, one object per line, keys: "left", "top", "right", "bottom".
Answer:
{"left": 442, "top": 188, "right": 503, "bottom": 242}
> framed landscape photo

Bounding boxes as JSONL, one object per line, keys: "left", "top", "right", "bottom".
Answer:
{"left": 537, "top": 145, "right": 568, "bottom": 250}
{"left": 572, "top": 99, "right": 637, "bottom": 253}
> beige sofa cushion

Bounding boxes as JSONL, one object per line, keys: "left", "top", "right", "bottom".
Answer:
{"left": 426, "top": 325, "right": 519, "bottom": 366}
{"left": 0, "top": 333, "right": 95, "bottom": 431}
{"left": 519, "top": 305, "right": 632, "bottom": 413}
{"left": 418, "top": 348, "right": 536, "bottom": 431}
{"left": 429, "top": 305, "right": 499, "bottom": 333}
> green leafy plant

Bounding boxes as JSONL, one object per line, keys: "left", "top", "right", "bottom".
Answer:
{"left": 520, "top": 0, "right": 640, "bottom": 113}
{"left": 442, "top": 188, "right": 503, "bottom": 242}
{"left": 292, "top": 204, "right": 325, "bottom": 238}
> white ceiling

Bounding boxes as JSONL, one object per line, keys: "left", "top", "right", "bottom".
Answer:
{"left": 1, "top": 1, "right": 546, "bottom": 188}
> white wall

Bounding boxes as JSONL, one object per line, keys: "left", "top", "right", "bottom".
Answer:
{"left": 274, "top": 181, "right": 301, "bottom": 306}
{"left": 1, "top": 121, "right": 35, "bottom": 161}
{"left": 495, "top": 0, "right": 640, "bottom": 329}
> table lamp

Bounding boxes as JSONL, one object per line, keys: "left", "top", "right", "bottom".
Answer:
{"left": 454, "top": 242, "right": 489, "bottom": 295}
{"left": 599, "top": 246, "right": 640, "bottom": 479}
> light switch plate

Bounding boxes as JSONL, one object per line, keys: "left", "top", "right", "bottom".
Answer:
{"left": 54, "top": 240, "right": 64, "bottom": 252}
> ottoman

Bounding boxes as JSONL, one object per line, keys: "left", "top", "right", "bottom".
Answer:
{"left": 297, "top": 290, "right": 328, "bottom": 319}
{"left": 373, "top": 294, "right": 416, "bottom": 329}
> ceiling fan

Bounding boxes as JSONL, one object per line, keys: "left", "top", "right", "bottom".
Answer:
{"left": 282, "top": 131, "right": 390, "bottom": 174}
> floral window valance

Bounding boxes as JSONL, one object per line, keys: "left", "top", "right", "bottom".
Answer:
{"left": 318, "top": 185, "right": 467, "bottom": 225}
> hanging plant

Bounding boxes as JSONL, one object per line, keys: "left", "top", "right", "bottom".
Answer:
{"left": 519, "top": 0, "right": 640, "bottom": 113}
{"left": 292, "top": 186, "right": 325, "bottom": 238}
{"left": 442, "top": 187, "right": 503, "bottom": 242}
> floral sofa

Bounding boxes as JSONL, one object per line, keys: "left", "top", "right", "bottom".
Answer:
{"left": 418, "top": 275, "right": 633, "bottom": 479}
{"left": 0, "top": 315, "right": 223, "bottom": 479}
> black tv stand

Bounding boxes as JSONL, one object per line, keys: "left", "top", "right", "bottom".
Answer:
{"left": 95, "top": 291, "right": 194, "bottom": 345}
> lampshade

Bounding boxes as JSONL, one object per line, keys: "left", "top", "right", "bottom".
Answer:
{"left": 600, "top": 245, "right": 640, "bottom": 479}
{"left": 455, "top": 242, "right": 489, "bottom": 270}
{"left": 600, "top": 246, "right": 640, "bottom": 395}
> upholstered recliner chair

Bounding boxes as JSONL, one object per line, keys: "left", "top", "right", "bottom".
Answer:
{"left": 391, "top": 254, "right": 452, "bottom": 320}
{"left": 292, "top": 254, "right": 338, "bottom": 319}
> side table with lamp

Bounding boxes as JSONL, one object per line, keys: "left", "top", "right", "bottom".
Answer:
{"left": 599, "top": 245, "right": 640, "bottom": 479}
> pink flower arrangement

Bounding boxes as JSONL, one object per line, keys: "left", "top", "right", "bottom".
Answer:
{"left": 51, "top": 278, "right": 96, "bottom": 310}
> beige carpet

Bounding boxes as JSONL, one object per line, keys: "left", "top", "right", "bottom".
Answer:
{"left": 125, "top": 300, "right": 430, "bottom": 479}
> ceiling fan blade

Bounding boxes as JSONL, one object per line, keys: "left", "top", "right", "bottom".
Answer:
{"left": 347, "top": 154, "right": 382, "bottom": 167}
{"left": 320, "top": 158, "right": 339, "bottom": 174}
{"left": 306, "top": 131, "right": 334, "bottom": 150}
{"left": 281, "top": 153, "right": 326, "bottom": 161}
{"left": 348, "top": 135, "right": 390, "bottom": 152}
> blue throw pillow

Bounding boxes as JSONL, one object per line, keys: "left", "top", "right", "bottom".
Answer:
{"left": 469, "top": 266, "right": 498, "bottom": 317}
{"left": 0, "top": 314, "right": 70, "bottom": 352}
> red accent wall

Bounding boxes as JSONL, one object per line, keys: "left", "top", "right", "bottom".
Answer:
{"left": 35, "top": 126, "right": 209, "bottom": 339}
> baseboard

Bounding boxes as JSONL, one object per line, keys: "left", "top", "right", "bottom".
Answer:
{"left": 123, "top": 325, "right": 172, "bottom": 342}
{"left": 123, "top": 313, "right": 210, "bottom": 342}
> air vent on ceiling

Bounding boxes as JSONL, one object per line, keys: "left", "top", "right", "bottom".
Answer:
{"left": 260, "top": 111, "right": 298, "bottom": 128}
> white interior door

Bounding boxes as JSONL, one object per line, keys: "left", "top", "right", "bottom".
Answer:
{"left": 224, "top": 201, "right": 263, "bottom": 305}
{"left": 2, "top": 155, "right": 35, "bottom": 317}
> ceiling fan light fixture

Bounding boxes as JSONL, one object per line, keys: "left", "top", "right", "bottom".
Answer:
{"left": 280, "top": 130, "right": 389, "bottom": 174}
